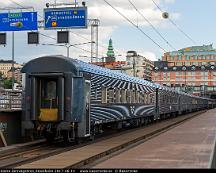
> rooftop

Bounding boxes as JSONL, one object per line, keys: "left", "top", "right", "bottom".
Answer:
{"left": 165, "top": 44, "right": 216, "bottom": 56}
{"left": 179, "top": 44, "right": 214, "bottom": 52}
{"left": 0, "top": 60, "right": 16, "bottom": 63}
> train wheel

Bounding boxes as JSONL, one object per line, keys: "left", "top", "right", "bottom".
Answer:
{"left": 44, "top": 131, "right": 55, "bottom": 143}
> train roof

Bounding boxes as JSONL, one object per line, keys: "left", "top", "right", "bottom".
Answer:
{"left": 22, "top": 55, "right": 159, "bottom": 89}
{"left": 21, "top": 55, "right": 212, "bottom": 100}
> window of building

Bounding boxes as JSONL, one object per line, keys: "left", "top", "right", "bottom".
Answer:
{"left": 176, "top": 72, "right": 182, "bottom": 75}
{"left": 201, "top": 76, "right": 208, "bottom": 80}
{"left": 178, "top": 56, "right": 182, "bottom": 60}
{"left": 176, "top": 77, "right": 182, "bottom": 81}
{"left": 207, "top": 87, "right": 214, "bottom": 91}
{"left": 185, "top": 62, "right": 190, "bottom": 66}
{"left": 201, "top": 72, "right": 208, "bottom": 77}
{"left": 192, "top": 62, "right": 199, "bottom": 66}
{"left": 200, "top": 82, "right": 208, "bottom": 85}
{"left": 176, "top": 62, "right": 182, "bottom": 66}
{"left": 168, "top": 62, "right": 175, "bottom": 66}
{"left": 186, "top": 56, "right": 190, "bottom": 60}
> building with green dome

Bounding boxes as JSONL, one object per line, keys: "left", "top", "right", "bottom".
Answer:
{"left": 104, "top": 38, "right": 116, "bottom": 63}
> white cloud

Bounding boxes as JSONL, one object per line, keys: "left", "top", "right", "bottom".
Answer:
{"left": 163, "top": 0, "right": 175, "bottom": 4}
{"left": 0, "top": 0, "right": 178, "bottom": 63}
{"left": 140, "top": 51, "right": 158, "bottom": 61}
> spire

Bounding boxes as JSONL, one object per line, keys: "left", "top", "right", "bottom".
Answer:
{"left": 106, "top": 38, "right": 115, "bottom": 57}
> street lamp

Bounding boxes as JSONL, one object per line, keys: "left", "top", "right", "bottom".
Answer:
{"left": 42, "top": 41, "right": 93, "bottom": 57}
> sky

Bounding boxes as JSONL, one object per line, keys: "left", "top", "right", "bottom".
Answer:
{"left": 0, "top": 0, "right": 215, "bottom": 63}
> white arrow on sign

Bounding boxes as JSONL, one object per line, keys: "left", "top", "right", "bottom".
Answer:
{"left": 46, "top": 16, "right": 51, "bottom": 24}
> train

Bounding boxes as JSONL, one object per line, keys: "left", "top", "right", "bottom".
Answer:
{"left": 21, "top": 55, "right": 216, "bottom": 142}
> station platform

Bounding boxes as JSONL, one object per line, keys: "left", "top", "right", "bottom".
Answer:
{"left": 94, "top": 108, "right": 216, "bottom": 168}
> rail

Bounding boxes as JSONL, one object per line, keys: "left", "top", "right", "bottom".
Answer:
{"left": 0, "top": 90, "right": 22, "bottom": 111}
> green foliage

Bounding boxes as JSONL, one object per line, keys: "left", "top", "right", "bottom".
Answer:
{"left": 3, "top": 78, "right": 17, "bottom": 89}
{"left": 0, "top": 72, "right": 3, "bottom": 79}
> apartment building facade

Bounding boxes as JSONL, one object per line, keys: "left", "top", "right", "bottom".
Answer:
{"left": 152, "top": 44, "right": 216, "bottom": 96}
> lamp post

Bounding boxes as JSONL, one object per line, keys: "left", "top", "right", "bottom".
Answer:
{"left": 42, "top": 41, "right": 93, "bottom": 57}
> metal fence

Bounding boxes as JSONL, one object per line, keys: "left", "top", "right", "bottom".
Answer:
{"left": 0, "top": 90, "right": 22, "bottom": 110}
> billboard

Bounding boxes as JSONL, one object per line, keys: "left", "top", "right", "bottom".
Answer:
{"left": 0, "top": 12, "right": 38, "bottom": 31}
{"left": 44, "top": 7, "right": 87, "bottom": 29}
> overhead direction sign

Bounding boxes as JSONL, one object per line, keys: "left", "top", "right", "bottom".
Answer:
{"left": 44, "top": 7, "right": 87, "bottom": 29}
{"left": 0, "top": 12, "right": 38, "bottom": 31}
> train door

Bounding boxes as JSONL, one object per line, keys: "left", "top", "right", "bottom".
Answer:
{"left": 39, "top": 78, "right": 58, "bottom": 121}
{"left": 30, "top": 75, "right": 64, "bottom": 122}
{"left": 84, "top": 80, "right": 91, "bottom": 136}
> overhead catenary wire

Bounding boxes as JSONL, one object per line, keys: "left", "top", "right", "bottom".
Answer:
{"left": 69, "top": 31, "right": 122, "bottom": 56}
{"left": 151, "top": 0, "right": 196, "bottom": 45}
{"left": 128, "top": 0, "right": 176, "bottom": 51}
{"left": 8, "top": 0, "right": 44, "bottom": 19}
{"left": 102, "top": 0, "right": 167, "bottom": 52}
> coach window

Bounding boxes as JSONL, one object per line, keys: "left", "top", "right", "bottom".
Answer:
{"left": 115, "top": 88, "right": 121, "bottom": 103}
{"left": 150, "top": 93, "right": 154, "bottom": 104}
{"left": 95, "top": 88, "right": 98, "bottom": 99}
{"left": 108, "top": 89, "right": 114, "bottom": 103}
{"left": 131, "top": 90, "right": 136, "bottom": 103}
{"left": 126, "top": 90, "right": 131, "bottom": 103}
{"left": 121, "top": 89, "right": 126, "bottom": 103}
{"left": 142, "top": 92, "right": 146, "bottom": 103}
{"left": 139, "top": 92, "right": 144, "bottom": 103}
{"left": 148, "top": 94, "right": 152, "bottom": 104}
{"left": 169, "top": 97, "right": 172, "bottom": 104}
{"left": 136, "top": 91, "right": 140, "bottom": 103}
{"left": 101, "top": 86, "right": 107, "bottom": 103}
{"left": 144, "top": 94, "right": 148, "bottom": 104}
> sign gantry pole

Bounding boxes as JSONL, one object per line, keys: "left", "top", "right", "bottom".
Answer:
{"left": 12, "top": 31, "right": 14, "bottom": 91}
{"left": 0, "top": 8, "right": 37, "bottom": 90}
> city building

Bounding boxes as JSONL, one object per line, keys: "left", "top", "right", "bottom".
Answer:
{"left": 92, "top": 38, "right": 127, "bottom": 71}
{"left": 7, "top": 67, "right": 22, "bottom": 83}
{"left": 152, "top": 44, "right": 216, "bottom": 97}
{"left": 0, "top": 60, "right": 22, "bottom": 78}
{"left": 125, "top": 51, "right": 154, "bottom": 81}
{"left": 92, "top": 39, "right": 154, "bottom": 81}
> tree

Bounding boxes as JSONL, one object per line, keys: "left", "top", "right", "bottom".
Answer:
{"left": 0, "top": 72, "right": 3, "bottom": 80}
{"left": 3, "top": 78, "right": 16, "bottom": 89}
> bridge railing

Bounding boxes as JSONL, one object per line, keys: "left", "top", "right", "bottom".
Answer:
{"left": 0, "top": 90, "right": 22, "bottom": 111}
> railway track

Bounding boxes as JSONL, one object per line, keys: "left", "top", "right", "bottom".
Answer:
{"left": 14, "top": 110, "right": 207, "bottom": 169}
{"left": 74, "top": 110, "right": 207, "bottom": 168}
{"left": 0, "top": 139, "right": 88, "bottom": 168}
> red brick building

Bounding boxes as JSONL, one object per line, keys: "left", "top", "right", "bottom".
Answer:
{"left": 152, "top": 44, "right": 216, "bottom": 97}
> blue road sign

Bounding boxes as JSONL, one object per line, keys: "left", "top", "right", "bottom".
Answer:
{"left": 0, "top": 12, "right": 38, "bottom": 31}
{"left": 44, "top": 7, "right": 87, "bottom": 29}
